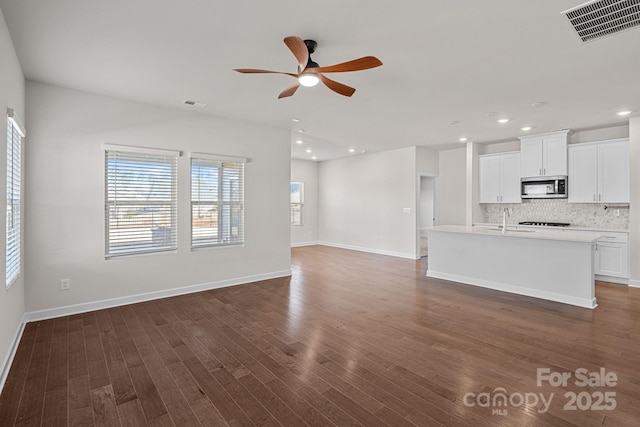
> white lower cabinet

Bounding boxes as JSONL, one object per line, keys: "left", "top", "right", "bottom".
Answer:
{"left": 595, "top": 233, "right": 629, "bottom": 280}
{"left": 554, "top": 228, "right": 628, "bottom": 283}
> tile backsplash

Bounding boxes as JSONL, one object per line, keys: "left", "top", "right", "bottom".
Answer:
{"left": 482, "top": 199, "right": 629, "bottom": 229}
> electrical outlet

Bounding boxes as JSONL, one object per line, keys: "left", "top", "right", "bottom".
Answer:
{"left": 60, "top": 278, "right": 71, "bottom": 290}
{"left": 614, "top": 209, "right": 620, "bottom": 217}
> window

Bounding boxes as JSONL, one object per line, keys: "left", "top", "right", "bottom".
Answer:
{"left": 105, "top": 145, "right": 179, "bottom": 257}
{"left": 6, "top": 109, "right": 24, "bottom": 287}
{"left": 191, "top": 154, "right": 245, "bottom": 248}
{"left": 291, "top": 182, "right": 303, "bottom": 226}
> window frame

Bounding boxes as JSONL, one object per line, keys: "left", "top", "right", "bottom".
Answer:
{"left": 290, "top": 181, "right": 304, "bottom": 226}
{"left": 6, "top": 108, "right": 25, "bottom": 288}
{"left": 190, "top": 153, "right": 246, "bottom": 250}
{"left": 104, "top": 144, "right": 180, "bottom": 258}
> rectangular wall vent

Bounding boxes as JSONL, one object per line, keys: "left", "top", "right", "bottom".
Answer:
{"left": 562, "top": 0, "right": 640, "bottom": 42}
{"left": 183, "top": 100, "right": 207, "bottom": 108}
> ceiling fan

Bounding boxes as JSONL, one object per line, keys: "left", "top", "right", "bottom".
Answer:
{"left": 234, "top": 36, "right": 383, "bottom": 99}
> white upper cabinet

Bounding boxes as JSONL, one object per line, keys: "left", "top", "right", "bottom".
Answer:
{"left": 568, "top": 138, "right": 629, "bottom": 203}
{"left": 479, "top": 155, "right": 500, "bottom": 203}
{"left": 599, "top": 140, "right": 630, "bottom": 203}
{"left": 501, "top": 153, "right": 522, "bottom": 202}
{"left": 519, "top": 130, "right": 572, "bottom": 178}
{"left": 479, "top": 152, "right": 521, "bottom": 203}
{"left": 568, "top": 144, "right": 598, "bottom": 202}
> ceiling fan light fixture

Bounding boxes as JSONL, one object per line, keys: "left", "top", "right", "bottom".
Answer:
{"left": 299, "top": 72, "right": 320, "bottom": 87}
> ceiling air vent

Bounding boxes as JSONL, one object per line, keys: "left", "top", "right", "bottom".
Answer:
{"left": 562, "top": 0, "right": 640, "bottom": 43}
{"left": 183, "top": 100, "right": 207, "bottom": 108}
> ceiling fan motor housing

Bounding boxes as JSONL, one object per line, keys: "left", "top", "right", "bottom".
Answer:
{"left": 303, "top": 40, "right": 319, "bottom": 69}
{"left": 303, "top": 39, "right": 317, "bottom": 54}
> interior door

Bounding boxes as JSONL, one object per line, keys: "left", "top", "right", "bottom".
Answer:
{"left": 419, "top": 176, "right": 437, "bottom": 257}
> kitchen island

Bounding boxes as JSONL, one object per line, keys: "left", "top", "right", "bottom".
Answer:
{"left": 426, "top": 225, "right": 602, "bottom": 308}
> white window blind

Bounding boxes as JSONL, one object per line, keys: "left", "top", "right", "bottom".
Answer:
{"left": 191, "top": 155, "right": 245, "bottom": 248}
{"left": 6, "top": 110, "right": 24, "bottom": 287}
{"left": 105, "top": 147, "right": 179, "bottom": 257}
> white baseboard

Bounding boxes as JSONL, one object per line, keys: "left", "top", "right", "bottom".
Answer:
{"left": 594, "top": 275, "right": 628, "bottom": 285}
{"left": 291, "top": 241, "right": 320, "bottom": 248}
{"left": 317, "top": 241, "right": 419, "bottom": 260}
{"left": 0, "top": 314, "right": 27, "bottom": 395}
{"left": 427, "top": 269, "right": 597, "bottom": 309}
{"left": 24, "top": 269, "right": 292, "bottom": 323}
{"left": 629, "top": 279, "right": 640, "bottom": 288}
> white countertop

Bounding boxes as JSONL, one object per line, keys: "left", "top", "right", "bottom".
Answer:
{"left": 430, "top": 225, "right": 603, "bottom": 243}
{"left": 473, "top": 222, "right": 629, "bottom": 234}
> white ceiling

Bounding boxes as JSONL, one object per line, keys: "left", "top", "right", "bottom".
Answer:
{"left": 1, "top": 0, "right": 639, "bottom": 161}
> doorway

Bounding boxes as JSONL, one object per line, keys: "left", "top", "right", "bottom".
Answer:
{"left": 418, "top": 175, "right": 438, "bottom": 257}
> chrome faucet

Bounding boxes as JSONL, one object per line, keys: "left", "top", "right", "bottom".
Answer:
{"left": 501, "top": 208, "right": 510, "bottom": 234}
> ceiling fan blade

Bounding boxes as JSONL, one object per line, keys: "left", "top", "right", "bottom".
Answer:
{"left": 278, "top": 83, "right": 301, "bottom": 99}
{"left": 313, "top": 56, "right": 383, "bottom": 73}
{"left": 319, "top": 74, "right": 356, "bottom": 97}
{"left": 234, "top": 68, "right": 297, "bottom": 78}
{"left": 283, "top": 36, "right": 309, "bottom": 72}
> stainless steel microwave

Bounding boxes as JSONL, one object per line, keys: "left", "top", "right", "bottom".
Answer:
{"left": 521, "top": 176, "right": 568, "bottom": 199}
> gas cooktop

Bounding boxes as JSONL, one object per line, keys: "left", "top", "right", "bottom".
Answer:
{"left": 518, "top": 221, "right": 571, "bottom": 227}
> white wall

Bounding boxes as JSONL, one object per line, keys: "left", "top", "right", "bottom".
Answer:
{"left": 291, "top": 159, "right": 319, "bottom": 246}
{"left": 24, "top": 82, "right": 291, "bottom": 313}
{"left": 571, "top": 125, "right": 628, "bottom": 144}
{"left": 318, "top": 147, "right": 418, "bottom": 259}
{"left": 482, "top": 140, "right": 520, "bottom": 154}
{"left": 416, "top": 146, "right": 439, "bottom": 174}
{"left": 438, "top": 147, "right": 467, "bottom": 225}
{"left": 0, "top": 8, "right": 26, "bottom": 390}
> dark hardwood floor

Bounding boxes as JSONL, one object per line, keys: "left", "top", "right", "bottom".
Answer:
{"left": 1, "top": 245, "right": 639, "bottom": 426}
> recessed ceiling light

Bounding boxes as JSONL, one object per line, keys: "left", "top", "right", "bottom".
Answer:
{"left": 530, "top": 102, "right": 547, "bottom": 108}
{"left": 459, "top": 137, "right": 468, "bottom": 142}
{"left": 520, "top": 126, "right": 533, "bottom": 131}
{"left": 348, "top": 148, "right": 356, "bottom": 153}
{"left": 291, "top": 118, "right": 300, "bottom": 122}
{"left": 617, "top": 110, "right": 632, "bottom": 116}
{"left": 497, "top": 118, "right": 510, "bottom": 123}
{"left": 311, "top": 156, "right": 317, "bottom": 160}
{"left": 305, "top": 149, "right": 312, "bottom": 153}
{"left": 298, "top": 129, "right": 306, "bottom": 133}
{"left": 295, "top": 140, "right": 303, "bottom": 144}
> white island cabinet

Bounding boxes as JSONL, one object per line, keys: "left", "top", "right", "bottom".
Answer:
{"left": 427, "top": 226, "right": 600, "bottom": 309}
